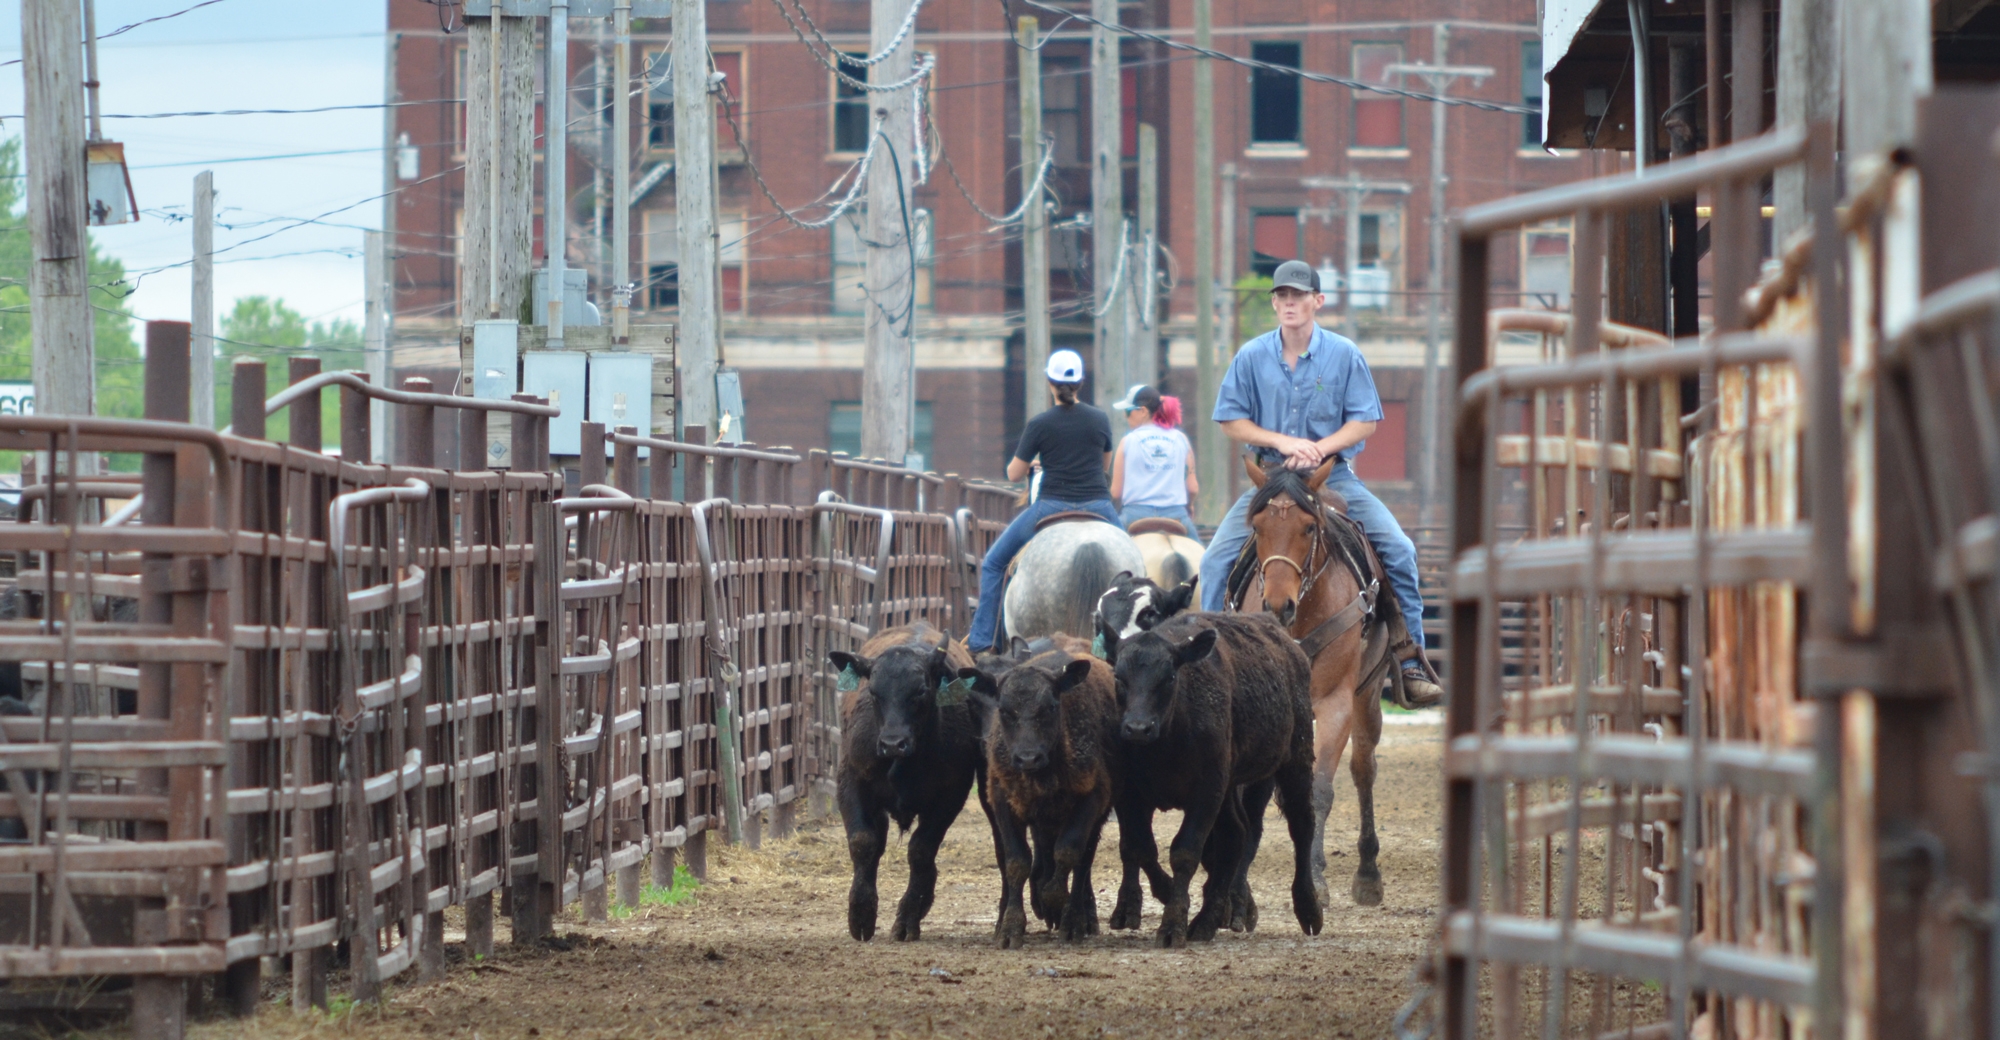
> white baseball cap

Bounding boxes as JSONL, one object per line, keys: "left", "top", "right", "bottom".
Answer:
{"left": 1045, "top": 349, "right": 1085, "bottom": 383}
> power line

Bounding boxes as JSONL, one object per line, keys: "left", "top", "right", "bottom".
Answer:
{"left": 1015, "top": 0, "right": 1537, "bottom": 116}
{"left": 0, "top": 0, "right": 237, "bottom": 68}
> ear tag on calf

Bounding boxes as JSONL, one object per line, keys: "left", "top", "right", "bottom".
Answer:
{"left": 936, "top": 675, "right": 973, "bottom": 707}
{"left": 1091, "top": 633, "right": 1107, "bottom": 659}
{"left": 836, "top": 666, "right": 860, "bottom": 692}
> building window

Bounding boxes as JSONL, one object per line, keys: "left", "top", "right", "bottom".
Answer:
{"left": 641, "top": 50, "right": 743, "bottom": 149}
{"left": 830, "top": 401, "right": 935, "bottom": 463}
{"left": 1250, "top": 42, "right": 1303, "bottom": 145}
{"left": 1350, "top": 210, "right": 1404, "bottom": 310}
{"left": 1521, "top": 41, "right": 1543, "bottom": 148}
{"left": 644, "top": 48, "right": 672, "bottom": 148}
{"left": 1041, "top": 57, "right": 1084, "bottom": 164}
{"left": 832, "top": 207, "right": 932, "bottom": 316}
{"left": 832, "top": 53, "right": 870, "bottom": 153}
{"left": 1352, "top": 43, "right": 1405, "bottom": 149}
{"left": 1521, "top": 221, "right": 1572, "bottom": 309}
{"left": 1353, "top": 401, "right": 1407, "bottom": 481}
{"left": 1250, "top": 211, "right": 1299, "bottom": 277}
{"left": 642, "top": 210, "right": 747, "bottom": 313}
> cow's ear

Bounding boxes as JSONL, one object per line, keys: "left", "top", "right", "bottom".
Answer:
{"left": 1161, "top": 577, "right": 1199, "bottom": 616}
{"left": 1174, "top": 627, "right": 1219, "bottom": 666}
{"left": 827, "top": 651, "right": 871, "bottom": 679}
{"left": 1110, "top": 569, "right": 1133, "bottom": 585}
{"left": 1055, "top": 657, "right": 1096, "bottom": 695}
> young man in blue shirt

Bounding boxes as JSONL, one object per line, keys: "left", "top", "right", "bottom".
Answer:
{"left": 1199, "top": 260, "right": 1443, "bottom": 704}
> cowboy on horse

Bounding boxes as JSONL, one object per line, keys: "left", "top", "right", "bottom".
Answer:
{"left": 1198, "top": 260, "right": 1444, "bottom": 705}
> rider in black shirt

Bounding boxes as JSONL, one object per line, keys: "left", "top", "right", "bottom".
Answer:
{"left": 966, "top": 349, "right": 1116, "bottom": 652}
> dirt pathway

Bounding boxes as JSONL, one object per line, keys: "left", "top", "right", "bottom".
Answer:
{"left": 186, "top": 718, "right": 1444, "bottom": 1040}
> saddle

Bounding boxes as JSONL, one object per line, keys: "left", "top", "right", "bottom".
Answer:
{"left": 1126, "top": 517, "right": 1189, "bottom": 537}
{"left": 1034, "top": 510, "right": 1115, "bottom": 532}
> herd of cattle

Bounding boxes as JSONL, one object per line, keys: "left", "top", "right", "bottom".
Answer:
{"left": 829, "top": 573, "right": 1328, "bottom": 949}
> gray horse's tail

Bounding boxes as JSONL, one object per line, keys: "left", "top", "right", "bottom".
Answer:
{"left": 1066, "top": 539, "right": 1117, "bottom": 637}
{"left": 1159, "top": 546, "right": 1195, "bottom": 588}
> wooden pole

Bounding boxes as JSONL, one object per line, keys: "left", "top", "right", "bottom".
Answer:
{"left": 364, "top": 231, "right": 388, "bottom": 464}
{"left": 1136, "top": 123, "right": 1159, "bottom": 385}
{"left": 1192, "top": 0, "right": 1219, "bottom": 524}
{"left": 1018, "top": 17, "right": 1050, "bottom": 426}
{"left": 192, "top": 172, "right": 215, "bottom": 428}
{"left": 611, "top": 0, "right": 633, "bottom": 343}
{"left": 1090, "top": 0, "right": 1125, "bottom": 410}
{"left": 23, "top": 0, "right": 93, "bottom": 421}
{"left": 861, "top": 0, "right": 916, "bottom": 462}
{"left": 547, "top": 1, "right": 572, "bottom": 350}
{"left": 672, "top": 0, "right": 718, "bottom": 439}
{"left": 464, "top": 11, "right": 534, "bottom": 322}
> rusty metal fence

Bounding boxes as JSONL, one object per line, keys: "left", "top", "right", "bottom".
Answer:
{"left": 0, "top": 329, "right": 1017, "bottom": 1034}
{"left": 1436, "top": 127, "right": 1845, "bottom": 1039}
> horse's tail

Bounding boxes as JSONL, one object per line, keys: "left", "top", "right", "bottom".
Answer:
{"left": 1066, "top": 539, "right": 1118, "bottom": 637}
{"left": 1159, "top": 546, "right": 1195, "bottom": 588}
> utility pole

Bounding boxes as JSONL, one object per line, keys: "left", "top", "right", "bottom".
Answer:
{"left": 672, "top": 0, "right": 719, "bottom": 440}
{"left": 464, "top": 10, "right": 534, "bottom": 323}
{"left": 1135, "top": 123, "right": 1159, "bottom": 386}
{"left": 1776, "top": 0, "right": 1837, "bottom": 242}
{"left": 379, "top": 29, "right": 401, "bottom": 458}
{"left": 23, "top": 0, "right": 93, "bottom": 420}
{"left": 861, "top": 0, "right": 916, "bottom": 463}
{"left": 1191, "top": 0, "right": 1219, "bottom": 524}
{"left": 1388, "top": 37, "right": 1488, "bottom": 528}
{"left": 611, "top": 0, "right": 633, "bottom": 343}
{"left": 1018, "top": 17, "right": 1050, "bottom": 423}
{"left": 1089, "top": 0, "right": 1125, "bottom": 410}
{"left": 546, "top": 1, "right": 572, "bottom": 350}
{"left": 1218, "top": 161, "right": 1236, "bottom": 348}
{"left": 192, "top": 172, "right": 215, "bottom": 428}
{"left": 364, "top": 231, "right": 387, "bottom": 463}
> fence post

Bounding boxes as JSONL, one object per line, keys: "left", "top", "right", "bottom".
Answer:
{"left": 685, "top": 424, "right": 709, "bottom": 499}
{"left": 460, "top": 406, "right": 488, "bottom": 471}
{"left": 649, "top": 436, "right": 675, "bottom": 503}
{"left": 580, "top": 421, "right": 607, "bottom": 490}
{"left": 510, "top": 394, "right": 539, "bottom": 474}
{"left": 135, "top": 321, "right": 191, "bottom": 1030}
{"left": 341, "top": 373, "right": 372, "bottom": 464}
{"left": 288, "top": 356, "right": 321, "bottom": 451}
{"left": 232, "top": 358, "right": 266, "bottom": 441}
{"left": 613, "top": 426, "right": 640, "bottom": 495}
{"left": 400, "top": 377, "right": 437, "bottom": 468}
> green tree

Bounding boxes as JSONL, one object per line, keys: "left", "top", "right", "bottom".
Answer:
{"left": 0, "top": 136, "right": 143, "bottom": 471}
{"left": 215, "top": 295, "right": 364, "bottom": 445}
{"left": 1232, "top": 273, "right": 1277, "bottom": 345}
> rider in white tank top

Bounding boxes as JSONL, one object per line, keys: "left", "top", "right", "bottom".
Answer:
{"left": 1120, "top": 424, "right": 1191, "bottom": 507}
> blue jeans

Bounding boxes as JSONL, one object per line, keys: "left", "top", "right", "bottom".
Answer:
{"left": 1119, "top": 502, "right": 1197, "bottom": 535}
{"left": 1198, "top": 463, "right": 1425, "bottom": 646}
{"left": 968, "top": 497, "right": 1120, "bottom": 650}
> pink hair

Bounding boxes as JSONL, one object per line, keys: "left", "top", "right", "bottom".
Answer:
{"left": 1154, "top": 395, "right": 1182, "bottom": 428}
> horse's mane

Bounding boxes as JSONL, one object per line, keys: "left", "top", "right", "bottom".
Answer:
{"left": 1248, "top": 465, "right": 1372, "bottom": 584}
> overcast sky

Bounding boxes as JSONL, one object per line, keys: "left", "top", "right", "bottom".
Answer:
{"left": 0, "top": 1, "right": 388, "bottom": 330}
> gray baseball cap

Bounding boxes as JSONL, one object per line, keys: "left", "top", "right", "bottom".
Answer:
{"left": 1269, "top": 260, "right": 1321, "bottom": 294}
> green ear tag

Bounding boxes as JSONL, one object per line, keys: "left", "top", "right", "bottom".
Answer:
{"left": 836, "top": 666, "right": 860, "bottom": 692}
{"left": 936, "top": 676, "right": 972, "bottom": 707}
{"left": 1091, "top": 633, "right": 1107, "bottom": 660}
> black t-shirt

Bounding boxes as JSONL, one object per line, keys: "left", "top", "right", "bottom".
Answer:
{"left": 1015, "top": 403, "right": 1113, "bottom": 503}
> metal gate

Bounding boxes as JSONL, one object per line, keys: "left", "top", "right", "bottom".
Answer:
{"left": 1438, "top": 127, "right": 1845, "bottom": 1038}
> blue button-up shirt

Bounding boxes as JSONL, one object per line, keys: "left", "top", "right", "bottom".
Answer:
{"left": 1212, "top": 324, "right": 1383, "bottom": 465}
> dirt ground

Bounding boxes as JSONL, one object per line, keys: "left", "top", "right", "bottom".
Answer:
{"left": 178, "top": 716, "right": 1444, "bottom": 1040}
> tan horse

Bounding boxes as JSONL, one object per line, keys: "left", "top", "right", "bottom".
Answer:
{"left": 1236, "top": 455, "right": 1400, "bottom": 907}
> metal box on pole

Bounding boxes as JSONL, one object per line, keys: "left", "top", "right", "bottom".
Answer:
{"left": 587, "top": 352, "right": 654, "bottom": 452}
{"left": 523, "top": 351, "right": 587, "bottom": 454}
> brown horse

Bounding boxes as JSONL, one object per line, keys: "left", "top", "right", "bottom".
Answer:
{"left": 1235, "top": 455, "right": 1402, "bottom": 908}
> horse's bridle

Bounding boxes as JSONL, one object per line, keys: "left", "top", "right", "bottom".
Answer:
{"left": 1253, "top": 498, "right": 1340, "bottom": 605}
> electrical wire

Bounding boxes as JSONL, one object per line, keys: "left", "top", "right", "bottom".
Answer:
{"left": 0, "top": 0, "right": 237, "bottom": 69}
{"left": 718, "top": 84, "right": 881, "bottom": 231}
{"left": 1015, "top": 0, "right": 1537, "bottom": 116}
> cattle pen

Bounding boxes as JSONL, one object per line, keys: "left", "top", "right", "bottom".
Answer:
{"left": 4, "top": 116, "right": 2000, "bottom": 1040}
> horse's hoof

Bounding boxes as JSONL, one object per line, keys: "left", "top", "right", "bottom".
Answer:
{"left": 1352, "top": 870, "right": 1383, "bottom": 908}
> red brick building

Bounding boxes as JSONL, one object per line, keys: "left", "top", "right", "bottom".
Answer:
{"left": 383, "top": 0, "right": 1595, "bottom": 513}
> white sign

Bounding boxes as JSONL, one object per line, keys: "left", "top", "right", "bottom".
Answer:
{"left": 0, "top": 382, "right": 35, "bottom": 415}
